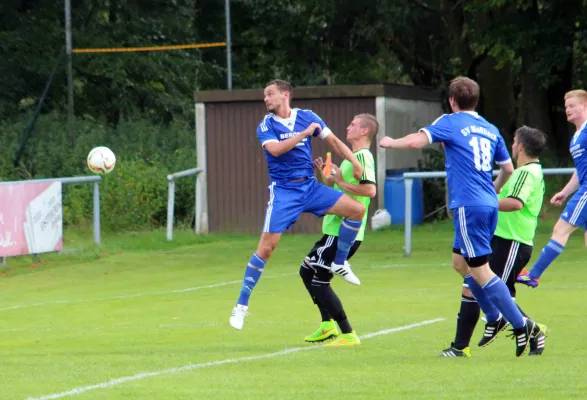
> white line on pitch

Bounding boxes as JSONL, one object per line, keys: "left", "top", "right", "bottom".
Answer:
{"left": 0, "top": 262, "right": 448, "bottom": 313}
{"left": 368, "top": 263, "right": 450, "bottom": 269}
{"left": 0, "top": 273, "right": 297, "bottom": 312}
{"left": 25, "top": 318, "right": 445, "bottom": 400}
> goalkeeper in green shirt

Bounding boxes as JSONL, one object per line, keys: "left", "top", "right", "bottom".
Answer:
{"left": 299, "top": 113, "right": 377, "bottom": 347}
{"left": 441, "top": 126, "right": 548, "bottom": 357}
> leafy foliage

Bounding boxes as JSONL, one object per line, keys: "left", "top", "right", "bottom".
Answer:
{"left": 1, "top": 0, "right": 587, "bottom": 229}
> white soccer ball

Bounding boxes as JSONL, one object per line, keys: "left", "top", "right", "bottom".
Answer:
{"left": 87, "top": 146, "right": 116, "bottom": 175}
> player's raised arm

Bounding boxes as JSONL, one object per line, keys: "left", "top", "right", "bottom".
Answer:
{"left": 380, "top": 114, "right": 451, "bottom": 150}
{"left": 324, "top": 133, "right": 363, "bottom": 180}
{"left": 379, "top": 131, "right": 431, "bottom": 149}
{"left": 261, "top": 122, "right": 319, "bottom": 157}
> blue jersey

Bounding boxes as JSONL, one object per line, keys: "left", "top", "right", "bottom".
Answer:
{"left": 571, "top": 121, "right": 587, "bottom": 187}
{"left": 256, "top": 108, "right": 331, "bottom": 181}
{"left": 420, "top": 111, "right": 511, "bottom": 209}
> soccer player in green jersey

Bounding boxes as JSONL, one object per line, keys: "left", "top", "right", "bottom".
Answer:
{"left": 441, "top": 126, "right": 548, "bottom": 357}
{"left": 299, "top": 113, "right": 377, "bottom": 347}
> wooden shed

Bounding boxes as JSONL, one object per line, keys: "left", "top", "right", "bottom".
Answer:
{"left": 194, "top": 84, "right": 443, "bottom": 234}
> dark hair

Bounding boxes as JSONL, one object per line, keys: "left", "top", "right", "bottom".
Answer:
{"left": 449, "top": 76, "right": 480, "bottom": 110}
{"left": 514, "top": 125, "right": 547, "bottom": 158}
{"left": 265, "top": 79, "right": 293, "bottom": 96}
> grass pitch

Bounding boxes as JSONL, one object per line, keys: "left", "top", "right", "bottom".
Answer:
{"left": 1, "top": 221, "right": 586, "bottom": 399}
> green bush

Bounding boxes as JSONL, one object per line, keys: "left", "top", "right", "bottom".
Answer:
{"left": 1, "top": 113, "right": 197, "bottom": 231}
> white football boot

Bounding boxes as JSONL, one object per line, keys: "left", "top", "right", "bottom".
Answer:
{"left": 229, "top": 304, "right": 249, "bottom": 330}
{"left": 330, "top": 261, "right": 361, "bottom": 285}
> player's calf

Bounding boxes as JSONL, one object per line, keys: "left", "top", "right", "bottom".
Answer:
{"left": 300, "top": 261, "right": 333, "bottom": 322}
{"left": 311, "top": 272, "right": 354, "bottom": 335}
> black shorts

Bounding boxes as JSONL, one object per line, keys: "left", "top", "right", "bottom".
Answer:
{"left": 304, "top": 234, "right": 362, "bottom": 268}
{"left": 489, "top": 235, "right": 533, "bottom": 298}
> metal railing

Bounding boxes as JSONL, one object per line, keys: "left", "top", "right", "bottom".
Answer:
{"left": 0, "top": 175, "right": 102, "bottom": 265}
{"left": 402, "top": 168, "right": 576, "bottom": 256}
{"left": 166, "top": 168, "right": 204, "bottom": 241}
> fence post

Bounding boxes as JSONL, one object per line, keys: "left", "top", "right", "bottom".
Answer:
{"left": 167, "top": 177, "right": 175, "bottom": 241}
{"left": 93, "top": 181, "right": 101, "bottom": 245}
{"left": 404, "top": 178, "right": 413, "bottom": 257}
{"left": 195, "top": 174, "right": 202, "bottom": 235}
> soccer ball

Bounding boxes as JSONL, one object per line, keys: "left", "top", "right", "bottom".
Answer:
{"left": 87, "top": 146, "right": 116, "bottom": 175}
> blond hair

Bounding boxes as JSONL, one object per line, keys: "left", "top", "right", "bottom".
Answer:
{"left": 355, "top": 113, "right": 379, "bottom": 141}
{"left": 564, "top": 89, "right": 587, "bottom": 104}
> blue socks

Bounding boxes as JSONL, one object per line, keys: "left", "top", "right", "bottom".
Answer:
{"left": 464, "top": 274, "right": 500, "bottom": 323}
{"left": 237, "top": 253, "right": 266, "bottom": 306}
{"left": 529, "top": 239, "right": 564, "bottom": 279}
{"left": 334, "top": 218, "right": 362, "bottom": 264}
{"left": 482, "top": 276, "right": 525, "bottom": 329}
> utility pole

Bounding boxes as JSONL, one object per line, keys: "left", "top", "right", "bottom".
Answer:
{"left": 65, "top": 0, "right": 75, "bottom": 146}
{"left": 225, "top": 0, "right": 232, "bottom": 89}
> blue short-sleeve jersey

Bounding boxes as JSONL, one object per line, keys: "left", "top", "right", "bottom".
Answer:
{"left": 420, "top": 111, "right": 511, "bottom": 209}
{"left": 571, "top": 121, "right": 587, "bottom": 187}
{"left": 256, "top": 108, "right": 331, "bottom": 181}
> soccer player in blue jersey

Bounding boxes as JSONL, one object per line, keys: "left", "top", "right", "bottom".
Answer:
{"left": 518, "top": 89, "right": 587, "bottom": 288}
{"left": 380, "top": 76, "right": 541, "bottom": 357}
{"left": 230, "top": 80, "right": 366, "bottom": 330}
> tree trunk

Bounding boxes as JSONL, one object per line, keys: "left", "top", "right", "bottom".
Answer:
{"left": 520, "top": 50, "right": 552, "bottom": 139}
{"left": 475, "top": 58, "right": 517, "bottom": 142}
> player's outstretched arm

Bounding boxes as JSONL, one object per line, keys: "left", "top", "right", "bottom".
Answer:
{"left": 324, "top": 134, "right": 363, "bottom": 180}
{"left": 379, "top": 132, "right": 430, "bottom": 149}
{"left": 551, "top": 171, "right": 580, "bottom": 205}
{"left": 493, "top": 161, "right": 514, "bottom": 194}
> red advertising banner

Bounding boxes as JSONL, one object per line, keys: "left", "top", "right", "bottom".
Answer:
{"left": 0, "top": 181, "right": 63, "bottom": 257}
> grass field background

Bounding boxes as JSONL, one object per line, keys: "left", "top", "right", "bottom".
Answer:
{"left": 1, "top": 220, "right": 586, "bottom": 399}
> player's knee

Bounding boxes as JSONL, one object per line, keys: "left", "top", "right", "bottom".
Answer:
{"left": 349, "top": 202, "right": 366, "bottom": 220}
{"left": 256, "top": 247, "right": 273, "bottom": 259}
{"left": 256, "top": 242, "right": 278, "bottom": 259}
{"left": 452, "top": 262, "right": 467, "bottom": 276}
{"left": 299, "top": 261, "right": 313, "bottom": 281}
{"left": 314, "top": 266, "right": 333, "bottom": 283}
{"left": 552, "top": 219, "right": 576, "bottom": 242}
{"left": 451, "top": 249, "right": 469, "bottom": 276}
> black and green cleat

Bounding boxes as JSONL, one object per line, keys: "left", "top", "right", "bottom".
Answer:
{"left": 440, "top": 343, "right": 471, "bottom": 358}
{"left": 304, "top": 320, "right": 339, "bottom": 343}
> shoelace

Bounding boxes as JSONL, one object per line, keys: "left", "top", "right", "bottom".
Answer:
{"left": 232, "top": 308, "right": 252, "bottom": 317}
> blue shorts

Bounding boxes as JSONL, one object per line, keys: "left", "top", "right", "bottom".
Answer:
{"left": 452, "top": 206, "right": 497, "bottom": 258}
{"left": 561, "top": 185, "right": 587, "bottom": 228}
{"left": 262, "top": 177, "right": 343, "bottom": 233}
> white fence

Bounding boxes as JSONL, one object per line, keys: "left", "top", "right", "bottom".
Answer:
{"left": 402, "top": 168, "right": 576, "bottom": 256}
{"left": 166, "top": 168, "right": 206, "bottom": 240}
